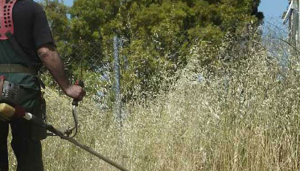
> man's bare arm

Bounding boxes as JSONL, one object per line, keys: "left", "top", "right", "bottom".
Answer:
{"left": 37, "top": 44, "right": 86, "bottom": 100}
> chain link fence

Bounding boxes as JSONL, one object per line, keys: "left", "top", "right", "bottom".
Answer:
{"left": 260, "top": 16, "right": 290, "bottom": 73}
{"left": 40, "top": 38, "right": 129, "bottom": 121}
{"left": 40, "top": 16, "right": 291, "bottom": 119}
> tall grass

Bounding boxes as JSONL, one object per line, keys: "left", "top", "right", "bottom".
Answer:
{"left": 8, "top": 35, "right": 300, "bottom": 170}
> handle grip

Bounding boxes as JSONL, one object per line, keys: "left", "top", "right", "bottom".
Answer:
{"left": 76, "top": 80, "right": 85, "bottom": 88}
{"left": 72, "top": 80, "right": 84, "bottom": 106}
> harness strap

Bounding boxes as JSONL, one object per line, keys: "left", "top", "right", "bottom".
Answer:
{"left": 1, "top": 1, "right": 41, "bottom": 69}
{"left": 0, "top": 0, "right": 17, "bottom": 40}
{"left": 0, "top": 76, "right": 4, "bottom": 97}
{"left": 0, "top": 64, "right": 37, "bottom": 75}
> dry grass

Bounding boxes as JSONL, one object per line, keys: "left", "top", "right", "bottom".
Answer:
{"left": 8, "top": 37, "right": 300, "bottom": 171}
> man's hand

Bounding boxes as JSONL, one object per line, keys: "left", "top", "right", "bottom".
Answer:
{"left": 37, "top": 44, "right": 86, "bottom": 101}
{"left": 65, "top": 85, "right": 86, "bottom": 101}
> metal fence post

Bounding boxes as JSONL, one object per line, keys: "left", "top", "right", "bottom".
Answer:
{"left": 114, "top": 35, "right": 122, "bottom": 124}
{"left": 290, "top": 0, "right": 297, "bottom": 48}
{"left": 298, "top": 0, "right": 300, "bottom": 48}
{"left": 285, "top": 0, "right": 299, "bottom": 53}
{"left": 294, "top": 0, "right": 299, "bottom": 48}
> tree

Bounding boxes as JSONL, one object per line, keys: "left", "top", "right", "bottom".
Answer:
{"left": 67, "top": 0, "right": 263, "bottom": 100}
{"left": 41, "top": 0, "right": 70, "bottom": 42}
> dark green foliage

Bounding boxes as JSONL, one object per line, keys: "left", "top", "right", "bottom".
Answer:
{"left": 39, "top": 0, "right": 263, "bottom": 102}
{"left": 41, "top": 0, "right": 71, "bottom": 42}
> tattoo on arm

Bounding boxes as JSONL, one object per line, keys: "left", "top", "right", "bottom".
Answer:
{"left": 37, "top": 44, "right": 56, "bottom": 59}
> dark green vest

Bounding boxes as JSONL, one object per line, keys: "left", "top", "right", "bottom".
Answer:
{"left": 0, "top": 40, "right": 41, "bottom": 108}
{"left": 0, "top": 40, "right": 29, "bottom": 65}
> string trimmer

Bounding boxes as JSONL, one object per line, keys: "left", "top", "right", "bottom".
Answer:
{"left": 0, "top": 80, "right": 129, "bottom": 171}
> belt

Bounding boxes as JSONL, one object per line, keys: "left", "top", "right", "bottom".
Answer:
{"left": 0, "top": 64, "right": 37, "bottom": 75}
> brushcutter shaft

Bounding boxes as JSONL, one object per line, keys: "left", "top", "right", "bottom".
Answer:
{"left": 44, "top": 122, "right": 129, "bottom": 171}
{"left": 23, "top": 112, "right": 48, "bottom": 129}
{"left": 62, "top": 136, "right": 130, "bottom": 171}
{"left": 0, "top": 103, "right": 130, "bottom": 171}
{"left": 25, "top": 112, "right": 130, "bottom": 171}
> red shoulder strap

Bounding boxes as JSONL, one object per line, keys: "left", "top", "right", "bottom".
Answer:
{"left": 0, "top": 0, "right": 17, "bottom": 40}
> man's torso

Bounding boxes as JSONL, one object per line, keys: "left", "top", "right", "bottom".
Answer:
{"left": 0, "top": 0, "right": 53, "bottom": 65}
